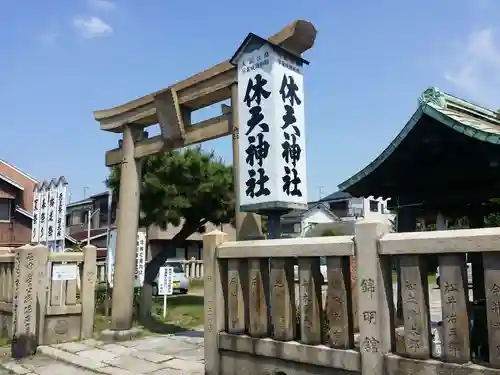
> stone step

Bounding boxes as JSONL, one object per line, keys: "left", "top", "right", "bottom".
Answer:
{"left": 0, "top": 353, "right": 98, "bottom": 375}
{"left": 30, "top": 335, "right": 204, "bottom": 375}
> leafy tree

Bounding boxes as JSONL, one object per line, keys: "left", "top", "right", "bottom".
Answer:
{"left": 389, "top": 218, "right": 397, "bottom": 233}
{"left": 261, "top": 215, "right": 268, "bottom": 237}
{"left": 107, "top": 147, "right": 235, "bottom": 287}
{"left": 484, "top": 212, "right": 500, "bottom": 227}
{"left": 320, "top": 228, "right": 344, "bottom": 236}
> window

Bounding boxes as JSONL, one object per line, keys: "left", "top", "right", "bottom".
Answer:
{"left": 165, "top": 261, "right": 184, "bottom": 273}
{"left": 0, "top": 199, "right": 11, "bottom": 221}
{"left": 99, "top": 201, "right": 109, "bottom": 226}
{"left": 80, "top": 210, "right": 88, "bottom": 224}
{"left": 281, "top": 223, "right": 299, "bottom": 233}
{"left": 369, "top": 200, "right": 379, "bottom": 212}
{"left": 70, "top": 212, "right": 80, "bottom": 225}
{"left": 175, "top": 248, "right": 185, "bottom": 259}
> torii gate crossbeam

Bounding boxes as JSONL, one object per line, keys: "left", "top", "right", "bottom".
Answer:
{"left": 94, "top": 20, "right": 317, "bottom": 332}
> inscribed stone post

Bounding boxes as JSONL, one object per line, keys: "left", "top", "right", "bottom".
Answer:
{"left": 203, "top": 230, "right": 228, "bottom": 375}
{"left": 81, "top": 245, "right": 97, "bottom": 339}
{"left": 33, "top": 245, "right": 49, "bottom": 345}
{"left": 354, "top": 219, "right": 392, "bottom": 375}
{"left": 11, "top": 245, "right": 41, "bottom": 357}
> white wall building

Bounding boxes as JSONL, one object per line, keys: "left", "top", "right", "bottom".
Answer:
{"left": 318, "top": 190, "right": 394, "bottom": 224}
{"left": 280, "top": 203, "right": 338, "bottom": 238}
{"left": 280, "top": 191, "right": 395, "bottom": 238}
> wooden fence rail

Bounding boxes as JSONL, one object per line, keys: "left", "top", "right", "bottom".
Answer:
{"left": 203, "top": 220, "right": 500, "bottom": 375}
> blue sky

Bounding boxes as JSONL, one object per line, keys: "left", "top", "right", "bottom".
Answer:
{"left": 1, "top": 0, "right": 499, "bottom": 202}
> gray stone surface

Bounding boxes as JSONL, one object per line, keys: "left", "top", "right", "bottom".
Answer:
{"left": 100, "top": 327, "right": 143, "bottom": 342}
{"left": 2, "top": 354, "right": 97, "bottom": 374}
{"left": 1, "top": 331, "right": 205, "bottom": 375}
{"left": 54, "top": 342, "right": 93, "bottom": 353}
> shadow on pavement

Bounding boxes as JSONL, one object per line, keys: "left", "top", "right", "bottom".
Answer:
{"left": 140, "top": 294, "right": 204, "bottom": 335}
{"left": 171, "top": 330, "right": 204, "bottom": 338}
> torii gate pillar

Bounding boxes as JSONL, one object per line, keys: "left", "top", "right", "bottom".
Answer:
{"left": 111, "top": 126, "right": 144, "bottom": 329}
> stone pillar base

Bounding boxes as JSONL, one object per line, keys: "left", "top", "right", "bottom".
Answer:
{"left": 99, "top": 327, "right": 143, "bottom": 342}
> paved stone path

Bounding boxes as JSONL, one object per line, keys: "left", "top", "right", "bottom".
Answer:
{"left": 1, "top": 331, "right": 204, "bottom": 375}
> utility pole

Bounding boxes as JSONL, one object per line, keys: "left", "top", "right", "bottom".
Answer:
{"left": 87, "top": 208, "right": 100, "bottom": 245}
{"left": 318, "top": 186, "right": 325, "bottom": 200}
{"left": 83, "top": 186, "right": 90, "bottom": 199}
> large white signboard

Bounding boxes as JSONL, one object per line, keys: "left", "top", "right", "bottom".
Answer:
{"left": 107, "top": 229, "right": 116, "bottom": 287}
{"left": 158, "top": 266, "right": 174, "bottom": 296}
{"left": 31, "top": 188, "right": 41, "bottom": 244}
{"left": 107, "top": 230, "right": 147, "bottom": 288}
{"left": 47, "top": 184, "right": 57, "bottom": 242}
{"left": 31, "top": 177, "right": 67, "bottom": 252}
{"left": 55, "top": 182, "right": 67, "bottom": 242}
{"left": 40, "top": 185, "right": 49, "bottom": 243}
{"left": 135, "top": 231, "right": 146, "bottom": 287}
{"left": 232, "top": 35, "right": 308, "bottom": 212}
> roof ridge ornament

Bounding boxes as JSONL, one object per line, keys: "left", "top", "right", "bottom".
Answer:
{"left": 418, "top": 87, "right": 446, "bottom": 108}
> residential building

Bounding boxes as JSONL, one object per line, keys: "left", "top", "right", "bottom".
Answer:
{"left": 316, "top": 190, "right": 394, "bottom": 223}
{"left": 280, "top": 203, "right": 338, "bottom": 238}
{"left": 279, "top": 191, "right": 395, "bottom": 239}
{"left": 67, "top": 190, "right": 235, "bottom": 260}
{"left": 0, "top": 159, "right": 77, "bottom": 249}
{"left": 66, "top": 191, "right": 117, "bottom": 237}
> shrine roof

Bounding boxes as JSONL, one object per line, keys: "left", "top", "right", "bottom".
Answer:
{"left": 338, "top": 87, "right": 500, "bottom": 193}
{"left": 230, "top": 32, "right": 310, "bottom": 67}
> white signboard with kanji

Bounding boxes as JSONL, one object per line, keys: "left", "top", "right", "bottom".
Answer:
{"left": 31, "top": 187, "right": 42, "bottom": 243}
{"left": 158, "top": 266, "right": 174, "bottom": 296}
{"left": 52, "top": 264, "right": 78, "bottom": 281}
{"left": 55, "top": 182, "right": 67, "bottom": 242}
{"left": 231, "top": 33, "right": 308, "bottom": 213}
{"left": 135, "top": 231, "right": 147, "bottom": 287}
{"left": 31, "top": 177, "right": 67, "bottom": 252}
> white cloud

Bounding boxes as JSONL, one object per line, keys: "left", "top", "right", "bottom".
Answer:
{"left": 444, "top": 28, "right": 500, "bottom": 108}
{"left": 73, "top": 16, "right": 113, "bottom": 38}
{"left": 88, "top": 0, "right": 116, "bottom": 11}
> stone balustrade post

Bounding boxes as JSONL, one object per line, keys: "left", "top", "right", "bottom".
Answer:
{"left": 203, "top": 230, "right": 227, "bottom": 375}
{"left": 81, "top": 245, "right": 97, "bottom": 339}
{"left": 354, "top": 219, "right": 393, "bottom": 375}
{"left": 11, "top": 244, "right": 49, "bottom": 358}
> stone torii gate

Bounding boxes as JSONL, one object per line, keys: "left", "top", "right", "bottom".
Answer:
{"left": 94, "top": 20, "right": 317, "bottom": 331}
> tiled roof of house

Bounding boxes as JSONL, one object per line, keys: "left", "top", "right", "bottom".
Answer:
{"left": 0, "top": 174, "right": 24, "bottom": 191}
{"left": 318, "top": 190, "right": 352, "bottom": 202}
{"left": 67, "top": 191, "right": 112, "bottom": 208}
{"left": 0, "top": 159, "right": 38, "bottom": 183}
{"left": 70, "top": 228, "right": 108, "bottom": 242}
{"left": 281, "top": 202, "right": 338, "bottom": 221}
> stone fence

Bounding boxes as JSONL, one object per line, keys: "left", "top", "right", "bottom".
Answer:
{"left": 2, "top": 244, "right": 96, "bottom": 357}
{"left": 203, "top": 219, "right": 500, "bottom": 375}
{"left": 96, "top": 258, "right": 204, "bottom": 284}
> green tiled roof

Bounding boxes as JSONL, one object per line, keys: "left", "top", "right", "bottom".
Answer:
{"left": 338, "top": 87, "right": 500, "bottom": 192}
